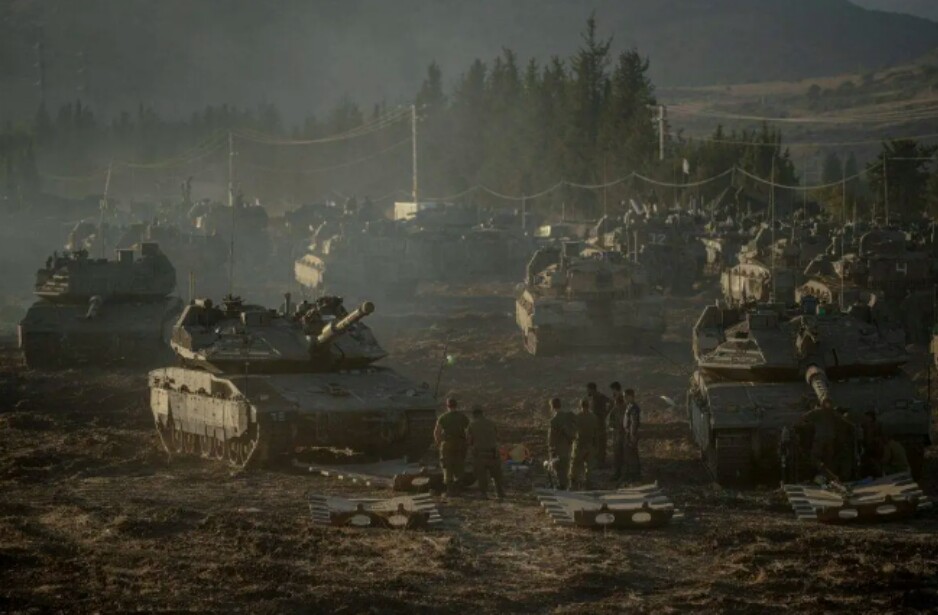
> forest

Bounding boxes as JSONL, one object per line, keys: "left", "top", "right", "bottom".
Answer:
{"left": 1, "top": 18, "right": 936, "bottom": 220}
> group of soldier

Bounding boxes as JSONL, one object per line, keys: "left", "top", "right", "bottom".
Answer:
{"left": 432, "top": 382, "right": 644, "bottom": 500}
{"left": 783, "top": 398, "right": 911, "bottom": 483}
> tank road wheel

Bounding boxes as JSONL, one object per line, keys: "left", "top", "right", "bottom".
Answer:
{"left": 709, "top": 433, "right": 753, "bottom": 487}
{"left": 227, "top": 439, "right": 243, "bottom": 466}
{"left": 214, "top": 438, "right": 226, "bottom": 461}
{"left": 172, "top": 422, "right": 185, "bottom": 454}
{"left": 199, "top": 434, "right": 213, "bottom": 458}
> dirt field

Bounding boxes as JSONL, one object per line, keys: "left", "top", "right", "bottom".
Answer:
{"left": 1, "top": 285, "right": 937, "bottom": 613}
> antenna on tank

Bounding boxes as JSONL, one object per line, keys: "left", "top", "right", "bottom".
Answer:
{"left": 98, "top": 161, "right": 113, "bottom": 259}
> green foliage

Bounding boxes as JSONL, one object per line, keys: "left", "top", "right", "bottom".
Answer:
{"left": 866, "top": 139, "right": 937, "bottom": 221}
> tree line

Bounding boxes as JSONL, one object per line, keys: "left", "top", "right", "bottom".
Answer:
{"left": 1, "top": 18, "right": 936, "bottom": 221}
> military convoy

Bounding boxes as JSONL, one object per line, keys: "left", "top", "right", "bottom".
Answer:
{"left": 18, "top": 243, "right": 182, "bottom": 368}
{"left": 515, "top": 242, "right": 665, "bottom": 355}
{"left": 148, "top": 295, "right": 438, "bottom": 468}
{"left": 687, "top": 300, "right": 930, "bottom": 485}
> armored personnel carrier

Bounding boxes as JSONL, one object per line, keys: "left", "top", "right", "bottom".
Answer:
{"left": 687, "top": 301, "right": 930, "bottom": 485}
{"left": 18, "top": 243, "right": 182, "bottom": 368}
{"left": 515, "top": 243, "right": 665, "bottom": 355}
{"left": 149, "top": 295, "right": 437, "bottom": 468}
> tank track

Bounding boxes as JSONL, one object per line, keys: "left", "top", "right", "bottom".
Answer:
{"left": 707, "top": 432, "right": 753, "bottom": 486}
{"left": 156, "top": 416, "right": 265, "bottom": 470}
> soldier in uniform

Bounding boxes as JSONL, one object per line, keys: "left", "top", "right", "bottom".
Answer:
{"left": 879, "top": 435, "right": 910, "bottom": 475}
{"left": 466, "top": 406, "right": 505, "bottom": 501}
{"left": 606, "top": 382, "right": 627, "bottom": 482}
{"left": 547, "top": 397, "right": 576, "bottom": 489}
{"left": 569, "top": 398, "right": 600, "bottom": 490}
{"left": 800, "top": 398, "right": 853, "bottom": 479}
{"left": 433, "top": 397, "right": 469, "bottom": 497}
{"left": 859, "top": 410, "right": 885, "bottom": 477}
{"left": 622, "top": 388, "right": 642, "bottom": 483}
{"left": 586, "top": 382, "right": 611, "bottom": 467}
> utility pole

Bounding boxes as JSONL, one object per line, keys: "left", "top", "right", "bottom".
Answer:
{"left": 521, "top": 194, "right": 527, "bottom": 233}
{"left": 657, "top": 105, "right": 666, "bottom": 161}
{"left": 34, "top": 26, "right": 46, "bottom": 107}
{"left": 227, "top": 131, "right": 235, "bottom": 296}
{"left": 770, "top": 159, "right": 776, "bottom": 302}
{"left": 602, "top": 152, "right": 608, "bottom": 218}
{"left": 840, "top": 161, "right": 846, "bottom": 311}
{"left": 883, "top": 153, "right": 889, "bottom": 226}
{"left": 411, "top": 104, "right": 419, "bottom": 205}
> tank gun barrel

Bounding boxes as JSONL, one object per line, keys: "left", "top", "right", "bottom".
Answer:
{"left": 805, "top": 364, "right": 831, "bottom": 405}
{"left": 316, "top": 301, "right": 375, "bottom": 345}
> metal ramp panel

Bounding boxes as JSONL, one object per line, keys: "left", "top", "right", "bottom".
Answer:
{"left": 783, "top": 472, "right": 931, "bottom": 523}
{"left": 536, "top": 482, "right": 682, "bottom": 529}
{"left": 308, "top": 493, "right": 442, "bottom": 529}
{"left": 295, "top": 458, "right": 443, "bottom": 492}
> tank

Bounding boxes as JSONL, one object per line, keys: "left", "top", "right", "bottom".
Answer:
{"left": 148, "top": 294, "right": 437, "bottom": 468}
{"left": 295, "top": 219, "right": 421, "bottom": 303}
{"left": 17, "top": 243, "right": 182, "bottom": 368}
{"left": 687, "top": 301, "right": 930, "bottom": 485}
{"left": 798, "top": 229, "right": 934, "bottom": 344}
{"left": 515, "top": 242, "right": 665, "bottom": 355}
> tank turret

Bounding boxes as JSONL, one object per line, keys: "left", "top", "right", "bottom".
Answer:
{"left": 18, "top": 243, "right": 182, "bottom": 368}
{"left": 33, "top": 242, "right": 175, "bottom": 303}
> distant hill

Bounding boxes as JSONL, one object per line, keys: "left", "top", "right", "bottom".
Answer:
{"left": 2, "top": 0, "right": 938, "bottom": 122}
{"left": 851, "top": 0, "right": 938, "bottom": 22}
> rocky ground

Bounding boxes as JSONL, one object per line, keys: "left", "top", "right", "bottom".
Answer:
{"left": 1, "top": 284, "right": 937, "bottom": 613}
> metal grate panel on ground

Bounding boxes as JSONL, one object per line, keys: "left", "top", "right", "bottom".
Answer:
{"left": 536, "top": 482, "right": 682, "bottom": 529}
{"left": 783, "top": 472, "right": 931, "bottom": 524}
{"left": 296, "top": 458, "right": 443, "bottom": 492}
{"left": 309, "top": 493, "right": 442, "bottom": 529}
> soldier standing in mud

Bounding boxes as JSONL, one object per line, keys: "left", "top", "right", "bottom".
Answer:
{"left": 586, "top": 383, "right": 611, "bottom": 468}
{"left": 607, "top": 382, "right": 627, "bottom": 482}
{"left": 434, "top": 397, "right": 469, "bottom": 497}
{"left": 466, "top": 406, "right": 506, "bottom": 501}
{"left": 621, "top": 388, "right": 642, "bottom": 483}
{"left": 547, "top": 397, "right": 576, "bottom": 489}
{"left": 569, "top": 398, "right": 600, "bottom": 490}
{"left": 800, "top": 398, "right": 853, "bottom": 480}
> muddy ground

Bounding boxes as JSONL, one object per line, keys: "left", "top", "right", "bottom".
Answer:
{"left": 1, "top": 284, "right": 937, "bottom": 613}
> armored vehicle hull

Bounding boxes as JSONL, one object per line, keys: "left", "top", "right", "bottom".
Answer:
{"left": 515, "top": 290, "right": 665, "bottom": 355}
{"left": 294, "top": 251, "right": 419, "bottom": 303}
{"left": 150, "top": 366, "right": 437, "bottom": 467}
{"left": 18, "top": 297, "right": 182, "bottom": 368}
{"left": 687, "top": 371, "right": 930, "bottom": 484}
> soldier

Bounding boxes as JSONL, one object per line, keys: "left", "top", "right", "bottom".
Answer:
{"left": 586, "top": 382, "right": 611, "bottom": 467}
{"left": 859, "top": 410, "right": 885, "bottom": 477}
{"left": 466, "top": 406, "right": 505, "bottom": 501}
{"left": 879, "top": 435, "right": 910, "bottom": 475}
{"left": 433, "top": 397, "right": 469, "bottom": 497}
{"left": 547, "top": 397, "right": 576, "bottom": 489}
{"left": 569, "top": 398, "right": 600, "bottom": 490}
{"left": 801, "top": 398, "right": 853, "bottom": 479}
{"left": 606, "top": 382, "right": 627, "bottom": 482}
{"left": 622, "top": 388, "right": 642, "bottom": 483}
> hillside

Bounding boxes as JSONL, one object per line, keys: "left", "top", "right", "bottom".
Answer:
{"left": 851, "top": 0, "right": 938, "bottom": 22}
{"left": 1, "top": 0, "right": 937, "bottom": 123}
{"left": 661, "top": 47, "right": 938, "bottom": 164}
